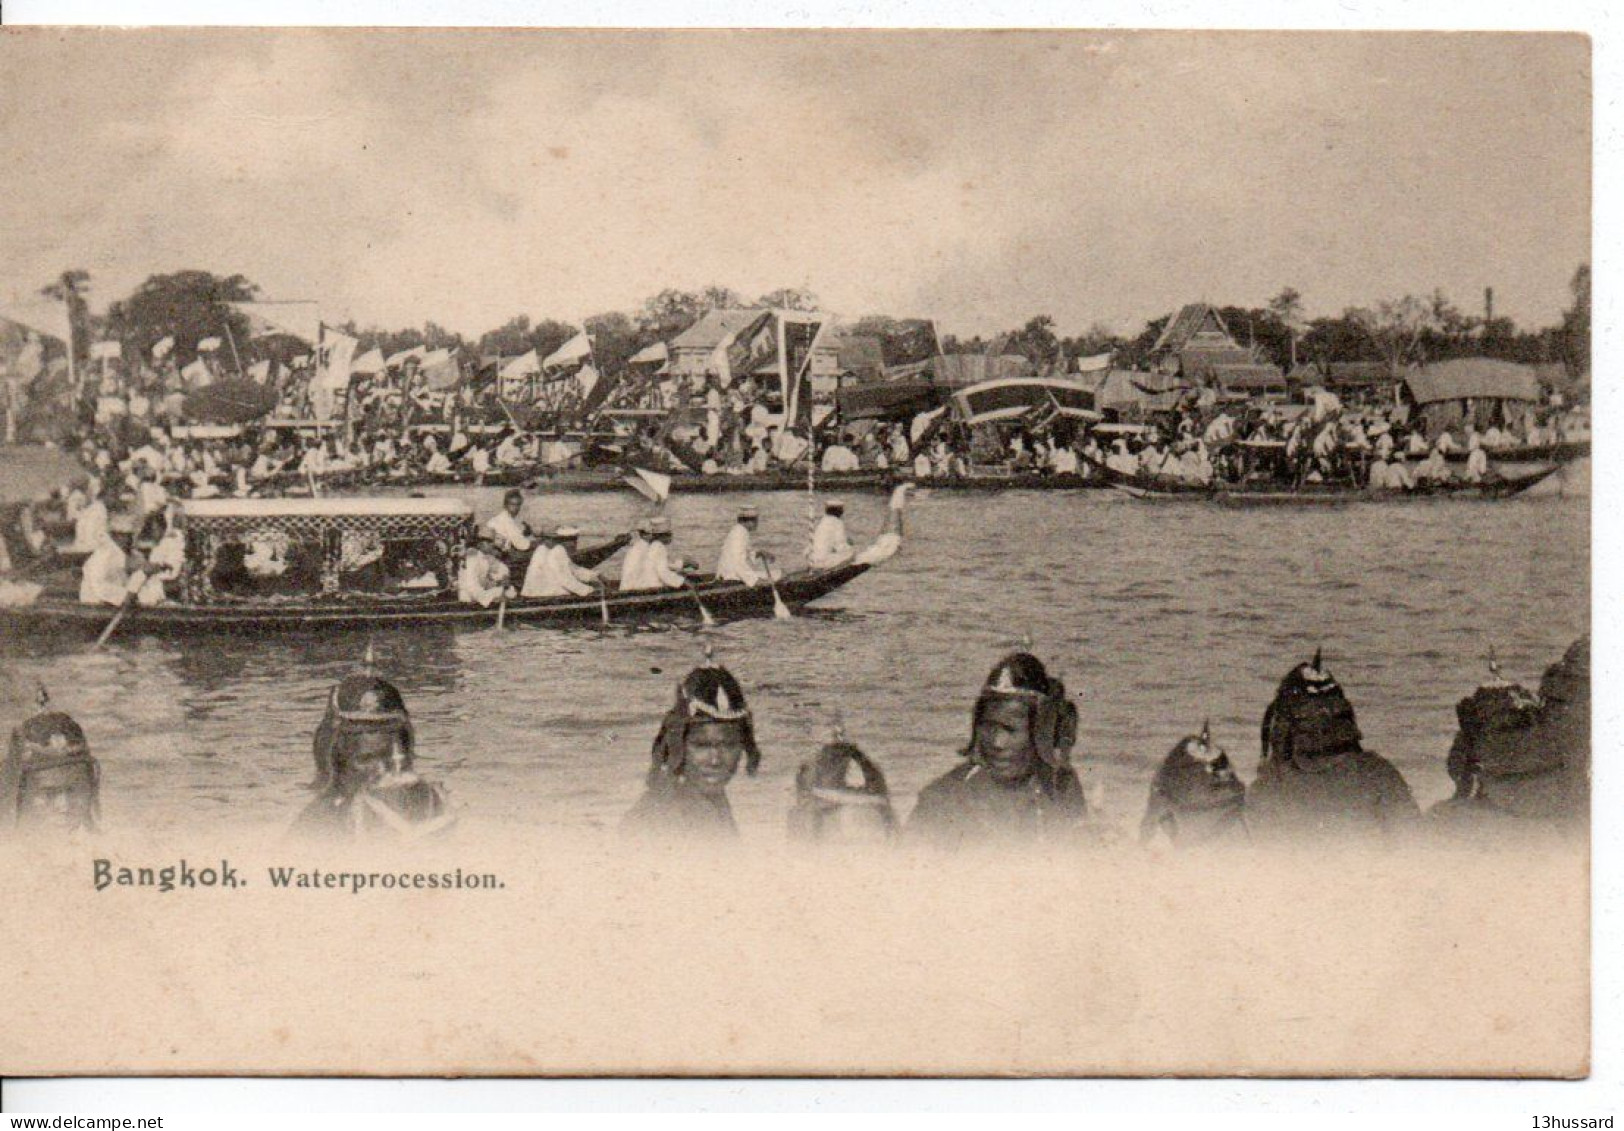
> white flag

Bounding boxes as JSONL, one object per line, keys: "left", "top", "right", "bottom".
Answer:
{"left": 385, "top": 345, "right": 427, "bottom": 370}
{"left": 575, "top": 363, "right": 599, "bottom": 400}
{"left": 318, "top": 331, "right": 358, "bottom": 392}
{"left": 181, "top": 358, "right": 211, "bottom": 386}
{"left": 196, "top": 336, "right": 222, "bottom": 352}
{"left": 1075, "top": 352, "right": 1113, "bottom": 373}
{"left": 228, "top": 301, "right": 321, "bottom": 345}
{"left": 501, "top": 350, "right": 540, "bottom": 378}
{"left": 350, "top": 348, "right": 384, "bottom": 376}
{"left": 542, "top": 332, "right": 590, "bottom": 371}
{"left": 152, "top": 336, "right": 175, "bottom": 361}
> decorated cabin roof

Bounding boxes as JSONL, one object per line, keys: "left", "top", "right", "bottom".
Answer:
{"left": 950, "top": 376, "right": 1101, "bottom": 425}
{"left": 182, "top": 497, "right": 472, "bottom": 520}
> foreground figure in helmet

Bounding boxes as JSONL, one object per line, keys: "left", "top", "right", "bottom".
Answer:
{"left": 621, "top": 661, "right": 760, "bottom": 840}
{"left": 1140, "top": 722, "right": 1248, "bottom": 848}
{"left": 293, "top": 663, "right": 452, "bottom": 842}
{"left": 2, "top": 696, "right": 101, "bottom": 838}
{"left": 1431, "top": 637, "right": 1589, "bottom": 835}
{"left": 908, "top": 652, "right": 1088, "bottom": 846}
{"left": 788, "top": 737, "right": 897, "bottom": 844}
{"left": 1246, "top": 651, "right": 1418, "bottom": 842}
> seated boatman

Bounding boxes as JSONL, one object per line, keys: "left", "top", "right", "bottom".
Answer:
{"left": 621, "top": 658, "right": 761, "bottom": 839}
{"left": 619, "top": 519, "right": 653, "bottom": 588}
{"left": 788, "top": 734, "right": 898, "bottom": 844}
{"left": 294, "top": 657, "right": 452, "bottom": 841}
{"left": 807, "top": 499, "right": 855, "bottom": 569}
{"left": 1245, "top": 650, "right": 1419, "bottom": 843}
{"left": 716, "top": 506, "right": 780, "bottom": 587}
{"left": 484, "top": 488, "right": 534, "bottom": 558}
{"left": 1430, "top": 637, "right": 1588, "bottom": 836}
{"left": 79, "top": 530, "right": 145, "bottom": 607}
{"left": 1, "top": 691, "right": 101, "bottom": 838}
{"left": 521, "top": 527, "right": 600, "bottom": 598}
{"left": 908, "top": 651, "right": 1089, "bottom": 847}
{"left": 621, "top": 516, "right": 688, "bottom": 592}
{"left": 1139, "top": 721, "right": 1248, "bottom": 849}
{"left": 458, "top": 534, "right": 514, "bottom": 607}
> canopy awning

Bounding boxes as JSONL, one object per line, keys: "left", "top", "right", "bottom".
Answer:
{"left": 949, "top": 376, "right": 1100, "bottom": 426}
{"left": 1404, "top": 358, "right": 1540, "bottom": 405}
{"left": 837, "top": 379, "right": 946, "bottom": 422}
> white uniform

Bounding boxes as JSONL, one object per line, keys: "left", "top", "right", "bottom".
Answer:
{"left": 619, "top": 535, "right": 651, "bottom": 588}
{"left": 622, "top": 540, "right": 686, "bottom": 591}
{"left": 72, "top": 499, "right": 109, "bottom": 553}
{"left": 821, "top": 445, "right": 860, "bottom": 472}
{"left": 457, "top": 550, "right": 509, "bottom": 607}
{"left": 715, "top": 523, "right": 770, "bottom": 586}
{"left": 80, "top": 538, "right": 136, "bottom": 606}
{"left": 1465, "top": 447, "right": 1489, "bottom": 482}
{"left": 485, "top": 510, "right": 532, "bottom": 554}
{"left": 808, "top": 514, "right": 854, "bottom": 569}
{"left": 521, "top": 544, "right": 596, "bottom": 598}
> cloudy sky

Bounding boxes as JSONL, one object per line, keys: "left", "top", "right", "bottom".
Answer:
{"left": 0, "top": 29, "right": 1590, "bottom": 338}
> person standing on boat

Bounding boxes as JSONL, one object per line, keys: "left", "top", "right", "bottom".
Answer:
{"left": 521, "top": 527, "right": 600, "bottom": 598}
{"left": 622, "top": 517, "right": 689, "bottom": 592}
{"left": 1246, "top": 652, "right": 1419, "bottom": 843}
{"left": 457, "top": 535, "right": 513, "bottom": 607}
{"left": 2, "top": 696, "right": 101, "bottom": 838}
{"left": 716, "top": 506, "right": 778, "bottom": 587}
{"left": 808, "top": 500, "right": 854, "bottom": 569}
{"left": 1140, "top": 723, "right": 1247, "bottom": 849}
{"left": 485, "top": 488, "right": 534, "bottom": 557}
{"left": 621, "top": 660, "right": 761, "bottom": 840}
{"left": 908, "top": 651, "right": 1088, "bottom": 847}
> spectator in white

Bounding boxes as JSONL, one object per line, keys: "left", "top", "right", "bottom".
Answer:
{"left": 1203, "top": 411, "right": 1236, "bottom": 444}
{"left": 494, "top": 431, "right": 527, "bottom": 467}
{"left": 425, "top": 445, "right": 452, "bottom": 474}
{"left": 1406, "top": 429, "right": 1430, "bottom": 457}
{"left": 716, "top": 507, "right": 779, "bottom": 587}
{"left": 1464, "top": 435, "right": 1491, "bottom": 483}
{"left": 820, "top": 437, "right": 860, "bottom": 473}
{"left": 80, "top": 531, "right": 143, "bottom": 607}
{"left": 71, "top": 478, "right": 110, "bottom": 553}
{"left": 133, "top": 463, "right": 167, "bottom": 522}
{"left": 1049, "top": 442, "right": 1079, "bottom": 475}
{"left": 521, "top": 528, "right": 599, "bottom": 598}
{"left": 912, "top": 450, "right": 933, "bottom": 479}
{"left": 458, "top": 536, "right": 513, "bottom": 607}
{"left": 138, "top": 506, "right": 186, "bottom": 606}
{"left": 1432, "top": 430, "right": 1459, "bottom": 455}
{"left": 298, "top": 442, "right": 328, "bottom": 476}
{"left": 621, "top": 517, "right": 688, "bottom": 592}
{"left": 808, "top": 500, "right": 855, "bottom": 569}
{"left": 484, "top": 489, "right": 533, "bottom": 555}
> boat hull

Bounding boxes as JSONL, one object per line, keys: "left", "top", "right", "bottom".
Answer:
{"left": 0, "top": 564, "right": 873, "bottom": 640}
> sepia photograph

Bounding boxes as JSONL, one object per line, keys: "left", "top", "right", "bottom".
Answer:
{"left": 0, "top": 25, "right": 1594, "bottom": 1083}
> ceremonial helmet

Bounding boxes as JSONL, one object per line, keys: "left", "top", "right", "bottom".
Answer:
{"left": 969, "top": 651, "right": 1078, "bottom": 769}
{"left": 1260, "top": 649, "right": 1362, "bottom": 767}
{"left": 789, "top": 736, "right": 896, "bottom": 842}
{"left": 1143, "top": 722, "right": 1244, "bottom": 832}
{"left": 316, "top": 648, "right": 415, "bottom": 788}
{"left": 1, "top": 693, "right": 100, "bottom": 829}
{"left": 651, "top": 657, "right": 760, "bottom": 779}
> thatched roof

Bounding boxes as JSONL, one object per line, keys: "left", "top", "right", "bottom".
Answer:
{"left": 1403, "top": 358, "right": 1540, "bottom": 405}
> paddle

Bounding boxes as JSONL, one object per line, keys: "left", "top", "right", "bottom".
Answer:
{"left": 597, "top": 577, "right": 611, "bottom": 626}
{"left": 495, "top": 594, "right": 507, "bottom": 630}
{"left": 684, "top": 577, "right": 716, "bottom": 627}
{"left": 768, "top": 576, "right": 791, "bottom": 620}
{"left": 93, "top": 590, "right": 136, "bottom": 650}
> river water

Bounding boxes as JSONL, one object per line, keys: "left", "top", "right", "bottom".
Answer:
{"left": 0, "top": 483, "right": 1589, "bottom": 841}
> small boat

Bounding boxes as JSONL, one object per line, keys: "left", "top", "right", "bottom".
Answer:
{"left": 0, "top": 497, "right": 887, "bottom": 640}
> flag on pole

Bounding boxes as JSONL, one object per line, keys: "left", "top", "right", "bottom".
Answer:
{"left": 350, "top": 348, "right": 384, "bottom": 376}
{"left": 247, "top": 359, "right": 272, "bottom": 382}
{"left": 196, "top": 337, "right": 222, "bottom": 353}
{"left": 542, "top": 332, "right": 590, "bottom": 371}
{"left": 501, "top": 350, "right": 540, "bottom": 379}
{"left": 0, "top": 298, "right": 71, "bottom": 344}
{"left": 624, "top": 467, "right": 671, "bottom": 503}
{"left": 575, "top": 363, "right": 600, "bottom": 400}
{"left": 420, "top": 349, "right": 460, "bottom": 390}
{"left": 227, "top": 301, "right": 321, "bottom": 345}
{"left": 385, "top": 345, "right": 427, "bottom": 370}
{"left": 1075, "top": 351, "right": 1113, "bottom": 373}
{"left": 317, "top": 331, "right": 358, "bottom": 392}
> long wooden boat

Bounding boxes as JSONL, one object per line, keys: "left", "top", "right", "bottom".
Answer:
{"left": 1102, "top": 464, "right": 1560, "bottom": 504}
{"left": 1441, "top": 438, "right": 1590, "bottom": 465}
{"left": 0, "top": 498, "right": 883, "bottom": 641}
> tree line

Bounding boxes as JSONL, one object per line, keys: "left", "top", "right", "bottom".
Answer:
{"left": 16, "top": 266, "right": 1592, "bottom": 383}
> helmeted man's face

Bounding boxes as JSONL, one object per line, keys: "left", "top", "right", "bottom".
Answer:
{"left": 974, "top": 697, "right": 1038, "bottom": 784}
{"left": 17, "top": 764, "right": 97, "bottom": 833}
{"left": 682, "top": 721, "right": 745, "bottom": 795}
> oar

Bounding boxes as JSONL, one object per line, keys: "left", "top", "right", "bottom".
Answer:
{"left": 684, "top": 578, "right": 716, "bottom": 627}
{"left": 768, "top": 576, "right": 792, "bottom": 620}
{"left": 93, "top": 591, "right": 136, "bottom": 650}
{"left": 495, "top": 593, "right": 507, "bottom": 630}
{"left": 597, "top": 578, "right": 611, "bottom": 626}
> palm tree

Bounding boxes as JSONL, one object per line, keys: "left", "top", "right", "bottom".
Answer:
{"left": 39, "top": 269, "right": 92, "bottom": 373}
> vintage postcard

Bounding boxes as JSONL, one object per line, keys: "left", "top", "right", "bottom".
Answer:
{"left": 0, "top": 28, "right": 1590, "bottom": 1077}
